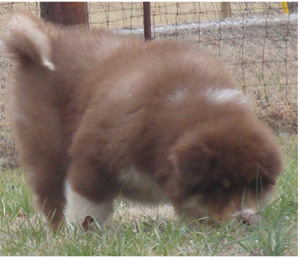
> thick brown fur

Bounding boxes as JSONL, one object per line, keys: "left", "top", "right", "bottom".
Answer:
{"left": 4, "top": 12, "right": 282, "bottom": 229}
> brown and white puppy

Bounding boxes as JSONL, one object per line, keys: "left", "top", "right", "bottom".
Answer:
{"left": 3, "top": 12, "right": 282, "bottom": 230}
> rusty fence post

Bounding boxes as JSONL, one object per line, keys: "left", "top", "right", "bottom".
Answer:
{"left": 40, "top": 2, "right": 89, "bottom": 26}
{"left": 143, "top": 2, "right": 152, "bottom": 40}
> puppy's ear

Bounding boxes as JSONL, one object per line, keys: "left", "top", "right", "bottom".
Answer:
{"left": 168, "top": 146, "right": 212, "bottom": 187}
{"left": 169, "top": 146, "right": 233, "bottom": 192}
{"left": 3, "top": 12, "right": 55, "bottom": 71}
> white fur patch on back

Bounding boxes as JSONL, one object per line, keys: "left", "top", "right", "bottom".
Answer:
{"left": 167, "top": 87, "right": 247, "bottom": 107}
{"left": 64, "top": 181, "right": 113, "bottom": 227}
{"left": 205, "top": 88, "right": 247, "bottom": 105}
{"left": 168, "top": 88, "right": 188, "bottom": 102}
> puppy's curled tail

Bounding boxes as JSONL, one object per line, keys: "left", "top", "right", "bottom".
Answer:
{"left": 3, "top": 12, "right": 56, "bottom": 71}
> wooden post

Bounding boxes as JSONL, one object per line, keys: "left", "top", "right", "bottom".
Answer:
{"left": 40, "top": 2, "right": 89, "bottom": 26}
{"left": 143, "top": 2, "right": 152, "bottom": 40}
{"left": 221, "top": 2, "right": 232, "bottom": 19}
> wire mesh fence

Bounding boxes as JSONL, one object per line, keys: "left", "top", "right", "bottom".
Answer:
{"left": 0, "top": 2, "right": 298, "bottom": 169}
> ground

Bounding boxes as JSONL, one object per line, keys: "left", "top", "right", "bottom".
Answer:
{"left": 0, "top": 135, "right": 297, "bottom": 255}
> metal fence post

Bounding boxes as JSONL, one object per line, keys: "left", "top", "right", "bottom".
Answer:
{"left": 40, "top": 2, "right": 89, "bottom": 26}
{"left": 143, "top": 2, "right": 152, "bottom": 40}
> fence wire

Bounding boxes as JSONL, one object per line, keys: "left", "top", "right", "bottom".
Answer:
{"left": 0, "top": 2, "right": 298, "bottom": 169}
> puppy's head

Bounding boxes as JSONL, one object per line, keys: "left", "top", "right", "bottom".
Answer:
{"left": 168, "top": 116, "right": 282, "bottom": 223}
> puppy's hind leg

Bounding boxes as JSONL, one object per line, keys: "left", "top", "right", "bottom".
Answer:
{"left": 27, "top": 163, "right": 67, "bottom": 230}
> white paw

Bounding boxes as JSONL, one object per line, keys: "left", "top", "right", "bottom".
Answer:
{"left": 64, "top": 182, "right": 113, "bottom": 229}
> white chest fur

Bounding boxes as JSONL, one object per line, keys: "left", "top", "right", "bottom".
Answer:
{"left": 118, "top": 166, "right": 168, "bottom": 204}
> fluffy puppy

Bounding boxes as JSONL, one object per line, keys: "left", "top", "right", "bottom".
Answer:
{"left": 4, "top": 12, "right": 282, "bottom": 230}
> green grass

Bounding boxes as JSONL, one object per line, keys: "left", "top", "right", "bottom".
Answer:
{"left": 0, "top": 135, "right": 297, "bottom": 256}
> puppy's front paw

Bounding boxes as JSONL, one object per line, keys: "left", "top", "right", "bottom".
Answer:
{"left": 82, "top": 216, "right": 95, "bottom": 231}
{"left": 64, "top": 182, "right": 113, "bottom": 229}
